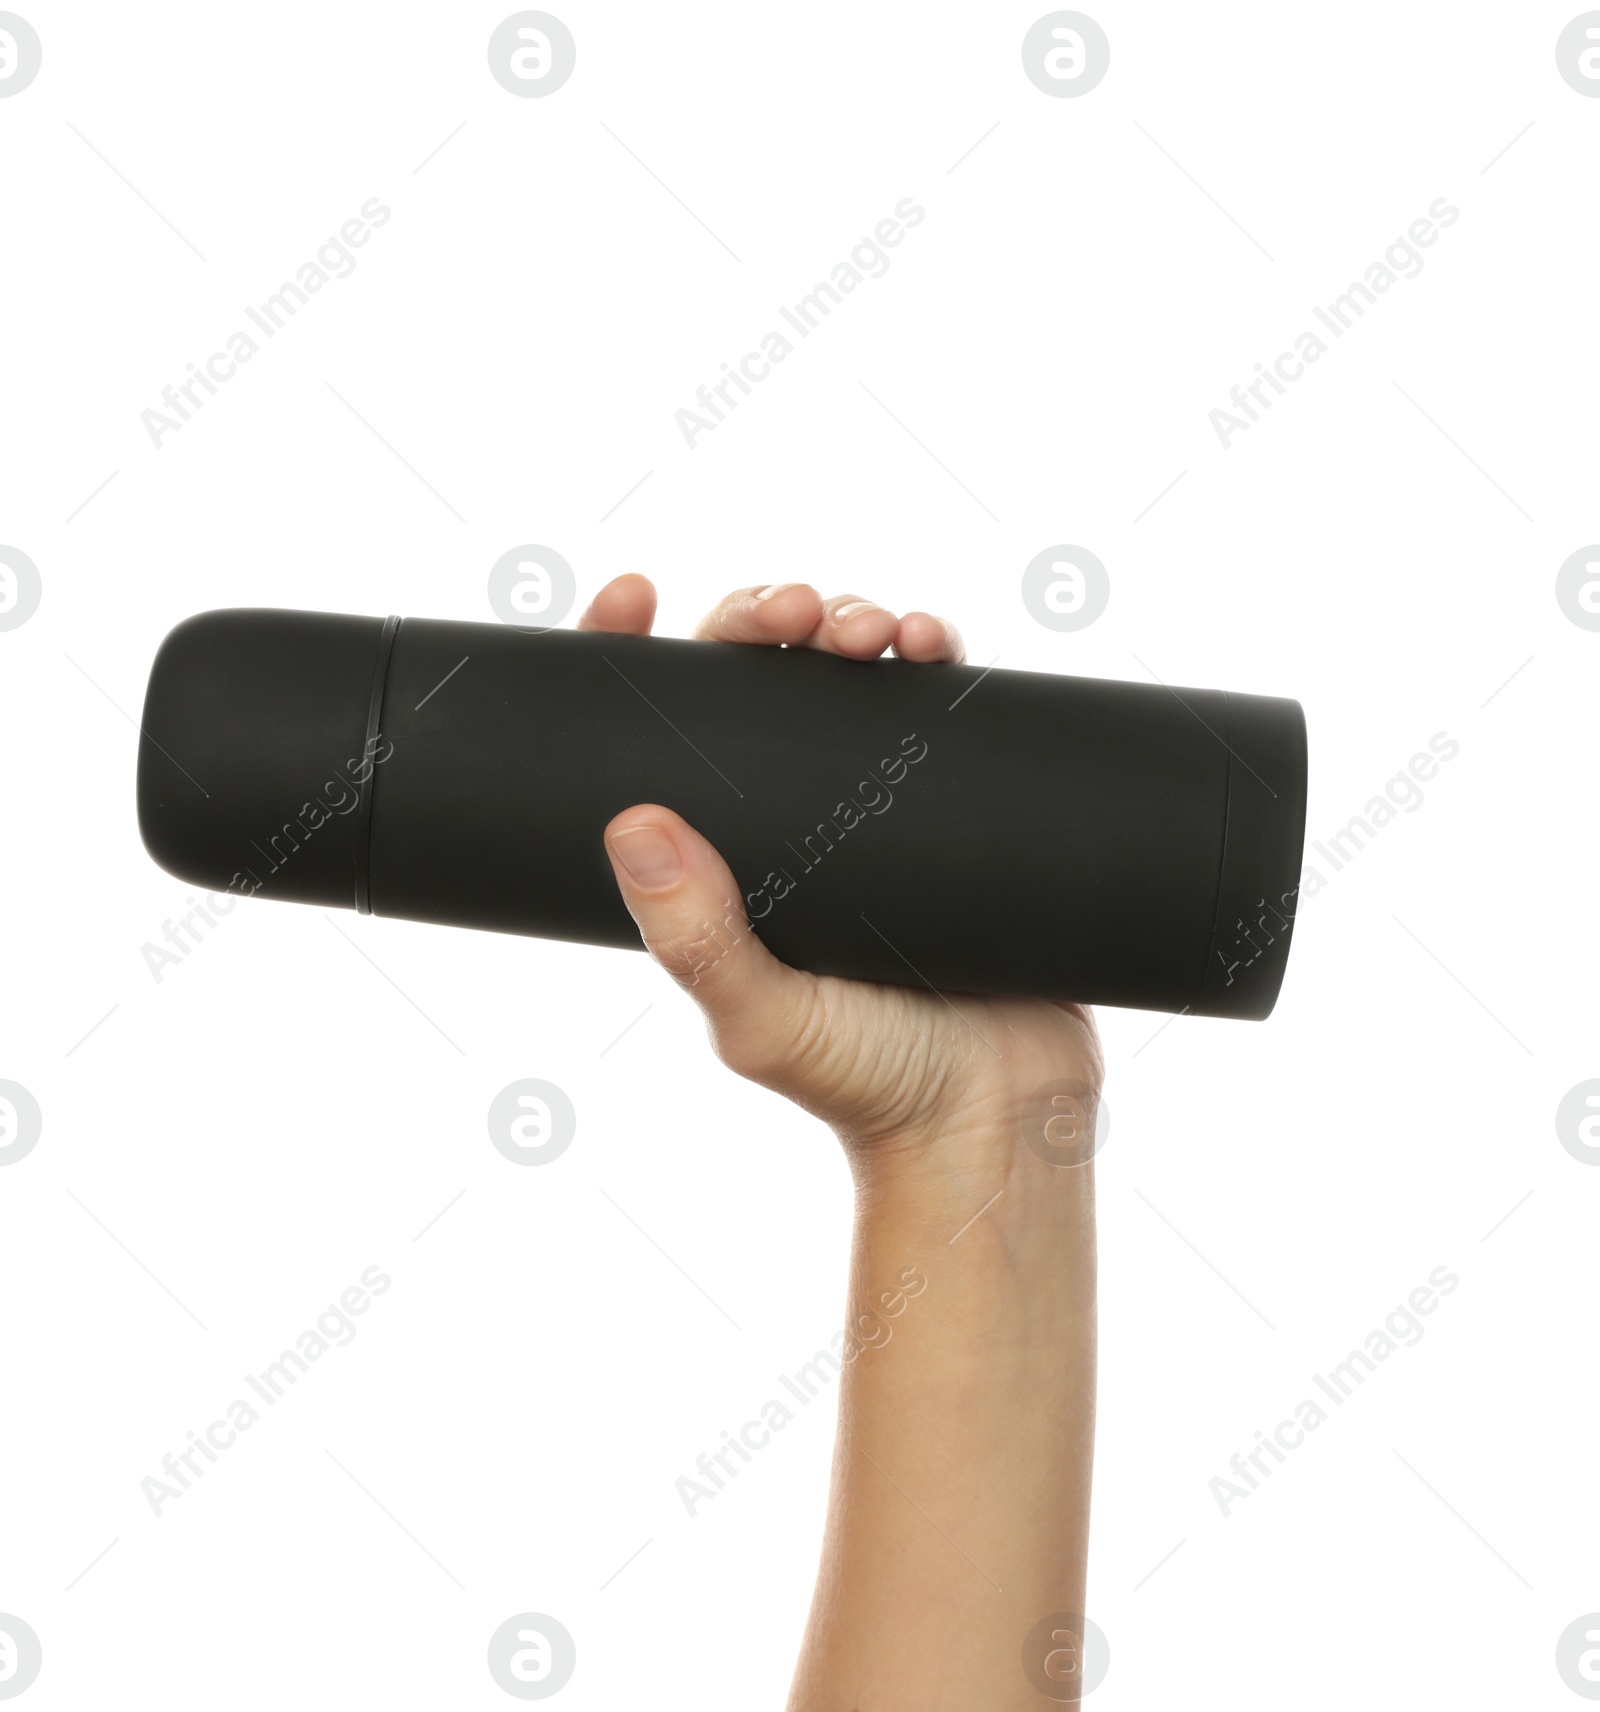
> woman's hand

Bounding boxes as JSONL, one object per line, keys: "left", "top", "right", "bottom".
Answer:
{"left": 587, "top": 575, "right": 1100, "bottom": 1708}
{"left": 584, "top": 574, "right": 1103, "bottom": 1182}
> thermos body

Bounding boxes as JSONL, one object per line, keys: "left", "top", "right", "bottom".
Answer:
{"left": 136, "top": 609, "right": 1308, "bottom": 1019}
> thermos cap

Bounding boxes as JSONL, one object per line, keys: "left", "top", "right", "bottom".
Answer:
{"left": 137, "top": 608, "right": 393, "bottom": 909}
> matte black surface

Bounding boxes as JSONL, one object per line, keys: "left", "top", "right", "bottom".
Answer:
{"left": 137, "top": 608, "right": 1308, "bottom": 1019}
{"left": 136, "top": 608, "right": 387, "bottom": 908}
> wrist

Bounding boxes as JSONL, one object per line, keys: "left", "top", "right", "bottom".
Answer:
{"left": 841, "top": 1081, "right": 1103, "bottom": 1222}
{"left": 846, "top": 1125, "right": 1096, "bottom": 1302}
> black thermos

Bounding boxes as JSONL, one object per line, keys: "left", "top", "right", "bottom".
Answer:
{"left": 136, "top": 609, "right": 1308, "bottom": 1019}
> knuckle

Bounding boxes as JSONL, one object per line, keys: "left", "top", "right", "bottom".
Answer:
{"left": 712, "top": 984, "right": 817, "bottom": 1087}
{"left": 644, "top": 902, "right": 747, "bottom": 992}
{"left": 711, "top": 1009, "right": 799, "bottom": 1087}
{"left": 710, "top": 1023, "right": 772, "bottom": 1082}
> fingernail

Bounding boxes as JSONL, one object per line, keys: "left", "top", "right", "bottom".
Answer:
{"left": 609, "top": 826, "right": 683, "bottom": 888}
{"left": 754, "top": 583, "right": 795, "bottom": 601}
{"left": 834, "top": 600, "right": 881, "bottom": 621}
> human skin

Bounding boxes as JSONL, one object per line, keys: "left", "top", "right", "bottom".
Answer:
{"left": 583, "top": 575, "right": 1103, "bottom": 1708}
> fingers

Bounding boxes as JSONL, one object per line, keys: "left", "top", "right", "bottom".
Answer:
{"left": 692, "top": 583, "right": 824, "bottom": 644}
{"left": 801, "top": 593, "right": 902, "bottom": 659}
{"left": 603, "top": 805, "right": 804, "bottom": 1077}
{"left": 577, "top": 573, "right": 657, "bottom": 635}
{"left": 690, "top": 583, "right": 965, "bottom": 664}
{"left": 893, "top": 611, "right": 967, "bottom": 663}
{"left": 693, "top": 586, "right": 904, "bottom": 660}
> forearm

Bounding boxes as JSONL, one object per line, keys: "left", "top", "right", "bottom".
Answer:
{"left": 787, "top": 1138, "right": 1097, "bottom": 1709}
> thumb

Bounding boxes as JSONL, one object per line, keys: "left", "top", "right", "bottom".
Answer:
{"left": 603, "top": 805, "right": 803, "bottom": 1069}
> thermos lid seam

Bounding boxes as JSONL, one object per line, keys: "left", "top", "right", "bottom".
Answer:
{"left": 353, "top": 614, "right": 402, "bottom": 915}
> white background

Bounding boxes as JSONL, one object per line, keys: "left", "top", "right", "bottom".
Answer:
{"left": 2, "top": 2, "right": 1597, "bottom": 1706}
